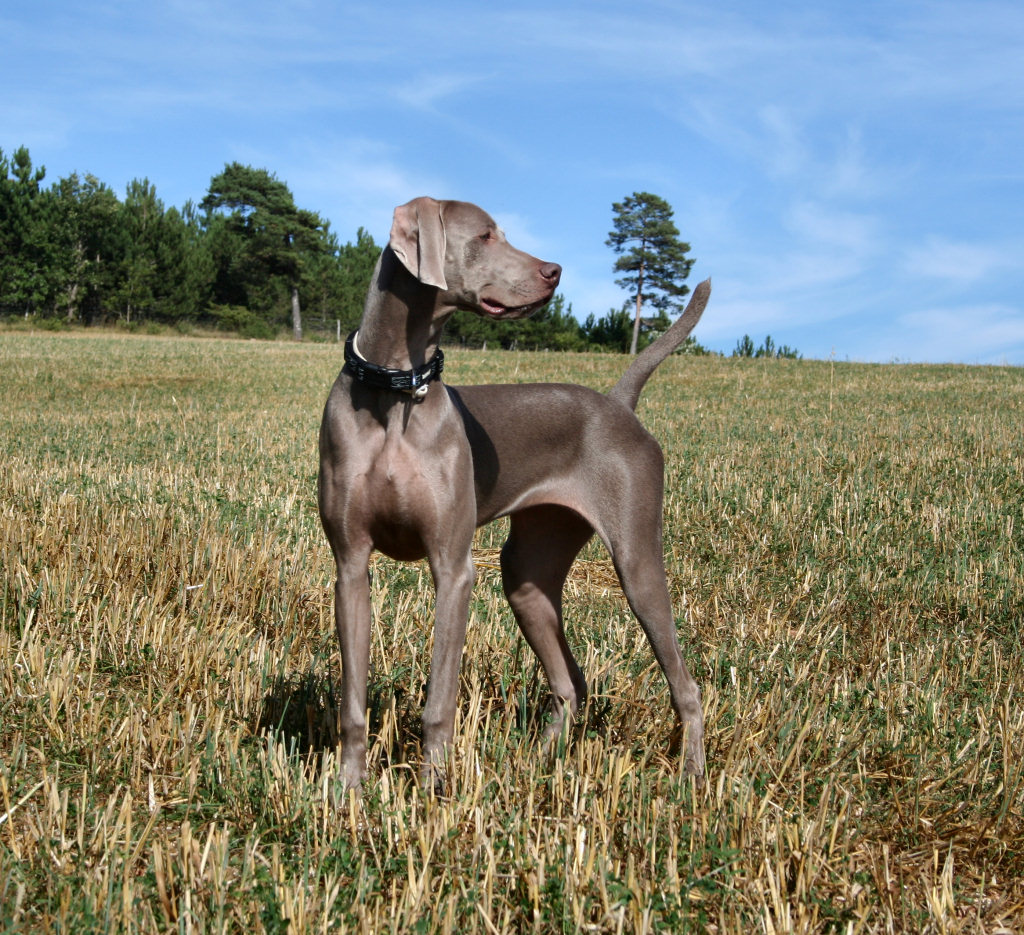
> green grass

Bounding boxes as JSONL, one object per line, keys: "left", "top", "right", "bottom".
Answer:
{"left": 2, "top": 330, "right": 1022, "bottom": 932}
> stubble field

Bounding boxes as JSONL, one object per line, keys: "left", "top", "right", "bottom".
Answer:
{"left": 1, "top": 330, "right": 1022, "bottom": 933}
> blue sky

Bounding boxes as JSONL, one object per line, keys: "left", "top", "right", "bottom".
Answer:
{"left": 3, "top": 0, "right": 1022, "bottom": 362}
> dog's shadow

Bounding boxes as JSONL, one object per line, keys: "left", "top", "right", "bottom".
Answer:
{"left": 254, "top": 669, "right": 422, "bottom": 768}
{"left": 253, "top": 664, "right": 614, "bottom": 773}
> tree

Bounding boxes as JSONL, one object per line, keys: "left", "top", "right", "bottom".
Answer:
{"left": 0, "top": 146, "right": 48, "bottom": 316}
{"left": 296, "top": 225, "right": 381, "bottom": 339}
{"left": 581, "top": 305, "right": 634, "bottom": 352}
{"left": 732, "top": 334, "right": 801, "bottom": 359}
{"left": 201, "top": 163, "right": 328, "bottom": 339}
{"left": 733, "top": 334, "right": 756, "bottom": 358}
{"left": 606, "top": 192, "right": 694, "bottom": 354}
{"left": 514, "top": 293, "right": 586, "bottom": 351}
{"left": 444, "top": 293, "right": 584, "bottom": 350}
{"left": 115, "top": 179, "right": 163, "bottom": 323}
{"left": 114, "top": 183, "right": 213, "bottom": 324}
{"left": 158, "top": 201, "right": 215, "bottom": 324}
{"left": 48, "top": 172, "right": 123, "bottom": 323}
{"left": 333, "top": 227, "right": 380, "bottom": 330}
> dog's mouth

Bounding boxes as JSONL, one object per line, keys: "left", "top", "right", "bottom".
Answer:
{"left": 479, "top": 296, "right": 548, "bottom": 319}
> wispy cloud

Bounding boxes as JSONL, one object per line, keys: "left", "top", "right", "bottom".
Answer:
{"left": 393, "top": 74, "right": 485, "bottom": 112}
{"left": 888, "top": 304, "right": 1024, "bottom": 363}
{"left": 785, "top": 202, "right": 878, "bottom": 255}
{"left": 903, "top": 237, "right": 1019, "bottom": 285}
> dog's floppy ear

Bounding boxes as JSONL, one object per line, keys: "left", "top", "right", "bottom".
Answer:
{"left": 389, "top": 197, "right": 447, "bottom": 290}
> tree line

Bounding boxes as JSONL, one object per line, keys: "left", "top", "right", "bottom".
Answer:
{"left": 1, "top": 147, "right": 798, "bottom": 356}
{"left": 0, "top": 148, "right": 387, "bottom": 342}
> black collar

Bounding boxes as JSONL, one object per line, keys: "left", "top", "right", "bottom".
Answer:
{"left": 344, "top": 330, "right": 444, "bottom": 400}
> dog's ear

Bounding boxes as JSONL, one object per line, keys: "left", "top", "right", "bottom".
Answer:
{"left": 389, "top": 197, "right": 448, "bottom": 290}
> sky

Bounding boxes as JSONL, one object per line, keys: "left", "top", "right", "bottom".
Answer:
{"left": 3, "top": 0, "right": 1022, "bottom": 363}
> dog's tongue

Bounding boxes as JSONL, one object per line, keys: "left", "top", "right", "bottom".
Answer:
{"left": 481, "top": 299, "right": 505, "bottom": 316}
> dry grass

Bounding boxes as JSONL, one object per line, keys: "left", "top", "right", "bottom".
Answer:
{"left": 1, "top": 331, "right": 1022, "bottom": 933}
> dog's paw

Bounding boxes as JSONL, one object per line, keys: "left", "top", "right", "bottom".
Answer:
{"left": 339, "top": 760, "right": 367, "bottom": 795}
{"left": 684, "top": 750, "right": 707, "bottom": 789}
{"left": 669, "top": 721, "right": 706, "bottom": 789}
{"left": 419, "top": 761, "right": 450, "bottom": 798}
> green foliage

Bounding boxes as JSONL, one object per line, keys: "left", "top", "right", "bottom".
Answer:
{"left": 579, "top": 303, "right": 682, "bottom": 353}
{"left": 323, "top": 226, "right": 380, "bottom": 332}
{"left": 518, "top": 293, "right": 587, "bottom": 351}
{"left": 48, "top": 172, "right": 123, "bottom": 323}
{"left": 2, "top": 147, "right": 722, "bottom": 353}
{"left": 0, "top": 147, "right": 380, "bottom": 336}
{"left": 607, "top": 191, "right": 694, "bottom": 354}
{"left": 0, "top": 148, "right": 216, "bottom": 325}
{"left": 732, "top": 334, "right": 801, "bottom": 359}
{"left": 0, "top": 146, "right": 49, "bottom": 315}
{"left": 208, "top": 303, "right": 277, "bottom": 340}
{"left": 581, "top": 306, "right": 633, "bottom": 352}
{"left": 733, "top": 334, "right": 755, "bottom": 358}
{"left": 200, "top": 163, "right": 332, "bottom": 338}
{"left": 113, "top": 182, "right": 213, "bottom": 324}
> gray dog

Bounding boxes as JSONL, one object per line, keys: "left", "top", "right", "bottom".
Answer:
{"left": 318, "top": 197, "right": 709, "bottom": 792}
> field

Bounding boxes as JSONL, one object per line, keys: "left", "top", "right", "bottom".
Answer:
{"left": 2, "top": 330, "right": 1022, "bottom": 933}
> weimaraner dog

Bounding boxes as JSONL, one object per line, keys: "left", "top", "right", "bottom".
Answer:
{"left": 318, "top": 197, "right": 710, "bottom": 792}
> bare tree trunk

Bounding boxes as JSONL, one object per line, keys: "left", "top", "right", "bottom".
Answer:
{"left": 629, "top": 260, "right": 645, "bottom": 355}
{"left": 291, "top": 286, "right": 302, "bottom": 341}
{"left": 65, "top": 283, "right": 79, "bottom": 323}
{"left": 65, "top": 242, "right": 85, "bottom": 322}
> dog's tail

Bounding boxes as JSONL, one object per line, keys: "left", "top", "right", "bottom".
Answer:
{"left": 607, "top": 278, "right": 711, "bottom": 411}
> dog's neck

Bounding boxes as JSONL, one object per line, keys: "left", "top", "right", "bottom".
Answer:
{"left": 354, "top": 249, "right": 452, "bottom": 372}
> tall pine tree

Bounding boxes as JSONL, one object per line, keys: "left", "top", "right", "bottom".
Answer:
{"left": 606, "top": 192, "right": 694, "bottom": 354}
{"left": 0, "top": 146, "right": 48, "bottom": 316}
{"left": 201, "top": 163, "right": 327, "bottom": 339}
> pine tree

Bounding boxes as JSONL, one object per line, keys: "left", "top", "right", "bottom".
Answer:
{"left": 201, "top": 163, "right": 328, "bottom": 339}
{"left": 606, "top": 192, "right": 694, "bottom": 354}
{"left": 0, "top": 146, "right": 48, "bottom": 316}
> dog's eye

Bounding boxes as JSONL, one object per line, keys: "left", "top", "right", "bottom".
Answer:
{"left": 480, "top": 230, "right": 493, "bottom": 243}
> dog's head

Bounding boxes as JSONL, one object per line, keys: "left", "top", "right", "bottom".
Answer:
{"left": 389, "top": 197, "right": 561, "bottom": 320}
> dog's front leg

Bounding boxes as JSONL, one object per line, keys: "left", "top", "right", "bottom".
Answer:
{"left": 420, "top": 544, "right": 476, "bottom": 794}
{"left": 333, "top": 547, "right": 374, "bottom": 791}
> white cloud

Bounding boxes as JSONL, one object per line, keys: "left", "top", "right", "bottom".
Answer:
{"left": 785, "top": 202, "right": 877, "bottom": 254}
{"left": 889, "top": 304, "right": 1024, "bottom": 363}
{"left": 393, "top": 73, "right": 483, "bottom": 111}
{"left": 903, "top": 237, "right": 1018, "bottom": 285}
{"left": 758, "top": 106, "right": 808, "bottom": 179}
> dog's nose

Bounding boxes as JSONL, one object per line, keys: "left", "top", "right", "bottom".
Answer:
{"left": 539, "top": 263, "right": 562, "bottom": 285}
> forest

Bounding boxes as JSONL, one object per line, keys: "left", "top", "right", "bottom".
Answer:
{"left": 0, "top": 147, "right": 638, "bottom": 350}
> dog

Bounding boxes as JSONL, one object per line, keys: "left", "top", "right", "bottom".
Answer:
{"left": 318, "top": 196, "right": 709, "bottom": 791}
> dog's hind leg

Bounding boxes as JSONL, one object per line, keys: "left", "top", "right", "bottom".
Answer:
{"left": 603, "top": 501, "right": 706, "bottom": 784}
{"left": 500, "top": 505, "right": 594, "bottom": 745}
